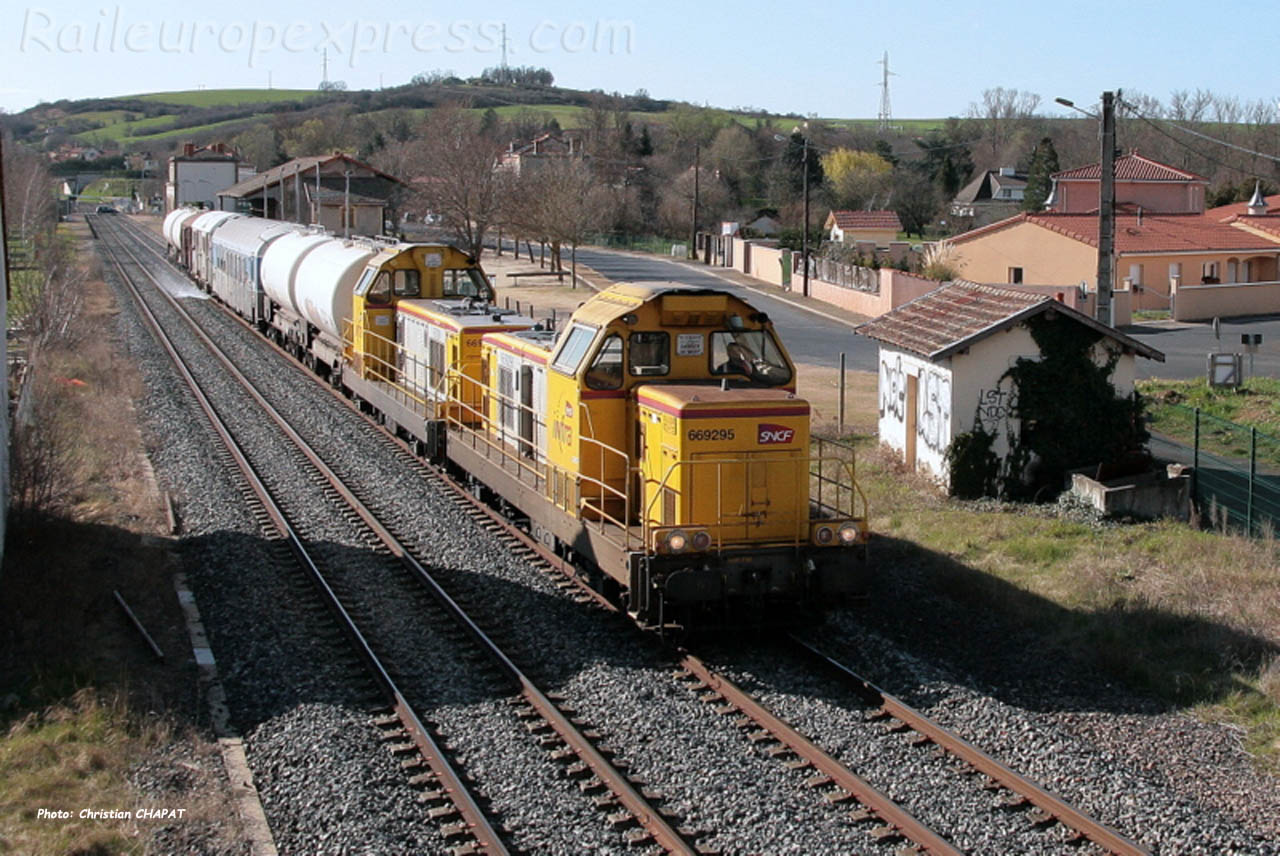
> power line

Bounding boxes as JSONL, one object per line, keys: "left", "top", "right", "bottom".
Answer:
{"left": 1117, "top": 96, "right": 1280, "bottom": 182}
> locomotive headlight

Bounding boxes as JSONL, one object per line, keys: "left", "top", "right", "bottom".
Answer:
{"left": 691, "top": 530, "right": 712, "bottom": 552}
{"left": 837, "top": 522, "right": 861, "bottom": 545}
{"left": 665, "top": 530, "right": 688, "bottom": 553}
{"left": 813, "top": 525, "right": 835, "bottom": 546}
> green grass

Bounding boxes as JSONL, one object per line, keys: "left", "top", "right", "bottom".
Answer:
{"left": 822, "top": 117, "right": 949, "bottom": 133}
{"left": 131, "top": 87, "right": 318, "bottom": 107}
{"left": 79, "top": 178, "right": 144, "bottom": 199}
{"left": 0, "top": 690, "right": 149, "bottom": 855}
{"left": 846, "top": 440, "right": 1280, "bottom": 770}
{"left": 1140, "top": 377, "right": 1280, "bottom": 453}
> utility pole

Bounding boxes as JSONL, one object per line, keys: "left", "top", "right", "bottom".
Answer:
{"left": 343, "top": 169, "right": 352, "bottom": 239}
{"left": 1097, "top": 90, "right": 1116, "bottom": 326}
{"left": 802, "top": 132, "right": 810, "bottom": 297}
{"left": 689, "top": 143, "right": 700, "bottom": 261}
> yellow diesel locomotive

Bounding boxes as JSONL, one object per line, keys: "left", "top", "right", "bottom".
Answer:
{"left": 454, "top": 283, "right": 869, "bottom": 629}
{"left": 166, "top": 211, "right": 869, "bottom": 630}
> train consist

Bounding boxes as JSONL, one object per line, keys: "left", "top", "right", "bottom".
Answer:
{"left": 161, "top": 208, "right": 870, "bottom": 629}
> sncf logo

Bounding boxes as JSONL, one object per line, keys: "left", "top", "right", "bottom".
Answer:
{"left": 757, "top": 423, "right": 795, "bottom": 445}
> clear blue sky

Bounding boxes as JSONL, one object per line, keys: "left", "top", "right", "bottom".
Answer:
{"left": 3, "top": 0, "right": 1275, "bottom": 118}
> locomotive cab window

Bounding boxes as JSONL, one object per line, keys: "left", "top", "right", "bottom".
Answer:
{"left": 585, "top": 334, "right": 624, "bottom": 390}
{"left": 393, "top": 269, "right": 420, "bottom": 298}
{"left": 551, "top": 323, "right": 597, "bottom": 375}
{"left": 629, "top": 332, "right": 670, "bottom": 376}
{"left": 709, "top": 330, "right": 792, "bottom": 386}
{"left": 365, "top": 271, "right": 393, "bottom": 305}
{"left": 443, "top": 268, "right": 493, "bottom": 300}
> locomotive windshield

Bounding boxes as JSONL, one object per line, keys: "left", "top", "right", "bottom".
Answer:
{"left": 443, "top": 268, "right": 493, "bottom": 300}
{"left": 709, "top": 330, "right": 792, "bottom": 386}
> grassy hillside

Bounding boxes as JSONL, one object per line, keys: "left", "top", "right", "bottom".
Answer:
{"left": 11, "top": 81, "right": 951, "bottom": 156}
{"left": 133, "top": 88, "right": 318, "bottom": 107}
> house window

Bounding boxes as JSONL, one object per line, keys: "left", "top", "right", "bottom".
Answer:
{"left": 1008, "top": 267, "right": 1023, "bottom": 284}
{"left": 1201, "top": 262, "right": 1219, "bottom": 284}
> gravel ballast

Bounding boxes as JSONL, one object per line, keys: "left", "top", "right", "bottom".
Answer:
{"left": 100, "top": 217, "right": 1280, "bottom": 855}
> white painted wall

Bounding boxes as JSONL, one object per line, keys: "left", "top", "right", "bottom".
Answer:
{"left": 877, "top": 348, "right": 953, "bottom": 482}
{"left": 879, "top": 320, "right": 1141, "bottom": 489}
{"left": 170, "top": 161, "right": 239, "bottom": 210}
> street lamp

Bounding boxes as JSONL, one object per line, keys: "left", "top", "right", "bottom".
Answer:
{"left": 1056, "top": 92, "right": 1117, "bottom": 326}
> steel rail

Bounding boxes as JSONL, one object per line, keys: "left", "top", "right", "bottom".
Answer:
{"left": 790, "top": 635, "right": 1151, "bottom": 856}
{"left": 678, "top": 654, "right": 963, "bottom": 856}
{"left": 99, "top": 214, "right": 696, "bottom": 855}
{"left": 91, "top": 215, "right": 510, "bottom": 855}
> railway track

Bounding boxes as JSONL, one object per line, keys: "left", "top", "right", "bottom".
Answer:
{"left": 99, "top": 214, "right": 1152, "bottom": 854}
{"left": 786, "top": 636, "right": 1150, "bottom": 855}
{"left": 92, "top": 215, "right": 699, "bottom": 854}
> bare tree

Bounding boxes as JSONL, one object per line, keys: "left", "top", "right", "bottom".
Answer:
{"left": 968, "top": 87, "right": 1041, "bottom": 164}
{"left": 505, "top": 158, "right": 613, "bottom": 280}
{"left": 409, "top": 104, "right": 509, "bottom": 259}
{"left": 3, "top": 134, "right": 56, "bottom": 242}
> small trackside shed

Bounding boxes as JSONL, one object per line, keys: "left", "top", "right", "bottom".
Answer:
{"left": 854, "top": 281, "right": 1164, "bottom": 488}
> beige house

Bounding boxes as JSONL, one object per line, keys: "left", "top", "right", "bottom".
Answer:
{"left": 825, "top": 210, "right": 902, "bottom": 245}
{"left": 856, "top": 282, "right": 1163, "bottom": 488}
{"left": 498, "top": 133, "right": 583, "bottom": 177}
{"left": 950, "top": 210, "right": 1280, "bottom": 320}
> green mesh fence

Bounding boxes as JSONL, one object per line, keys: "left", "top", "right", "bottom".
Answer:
{"left": 1175, "top": 405, "right": 1280, "bottom": 537}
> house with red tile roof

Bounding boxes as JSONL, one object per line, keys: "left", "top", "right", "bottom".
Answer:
{"left": 949, "top": 209, "right": 1280, "bottom": 320}
{"left": 855, "top": 281, "right": 1162, "bottom": 488}
{"left": 825, "top": 209, "right": 902, "bottom": 245}
{"left": 1047, "top": 151, "right": 1209, "bottom": 215}
{"left": 1205, "top": 184, "right": 1280, "bottom": 221}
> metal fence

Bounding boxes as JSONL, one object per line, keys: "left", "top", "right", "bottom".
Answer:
{"left": 1175, "top": 405, "right": 1280, "bottom": 537}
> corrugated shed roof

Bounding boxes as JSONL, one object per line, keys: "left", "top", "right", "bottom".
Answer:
{"left": 828, "top": 210, "right": 903, "bottom": 231}
{"left": 1053, "top": 152, "right": 1208, "bottom": 183}
{"left": 855, "top": 281, "right": 1163, "bottom": 362}
{"left": 219, "top": 154, "right": 402, "bottom": 198}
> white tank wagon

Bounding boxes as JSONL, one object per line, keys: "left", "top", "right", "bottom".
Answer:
{"left": 260, "top": 232, "right": 333, "bottom": 324}
{"left": 188, "top": 211, "right": 241, "bottom": 287}
{"left": 164, "top": 208, "right": 205, "bottom": 268}
{"left": 163, "top": 207, "right": 196, "bottom": 252}
{"left": 209, "top": 218, "right": 302, "bottom": 325}
{"left": 295, "top": 240, "right": 376, "bottom": 342}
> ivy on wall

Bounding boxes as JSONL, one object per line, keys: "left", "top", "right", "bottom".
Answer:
{"left": 947, "top": 311, "right": 1149, "bottom": 500}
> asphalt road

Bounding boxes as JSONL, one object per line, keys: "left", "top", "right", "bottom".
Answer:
{"left": 1122, "top": 315, "right": 1280, "bottom": 380}
{"left": 573, "top": 247, "right": 1280, "bottom": 382}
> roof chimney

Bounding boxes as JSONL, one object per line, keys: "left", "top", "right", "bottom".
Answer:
{"left": 1247, "top": 181, "right": 1268, "bottom": 216}
{"left": 183, "top": 142, "right": 195, "bottom": 157}
{"left": 1042, "top": 179, "right": 1058, "bottom": 211}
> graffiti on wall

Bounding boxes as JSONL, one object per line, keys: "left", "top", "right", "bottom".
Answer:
{"left": 917, "top": 368, "right": 952, "bottom": 453}
{"left": 879, "top": 355, "right": 906, "bottom": 422}
{"left": 975, "top": 383, "right": 1017, "bottom": 433}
